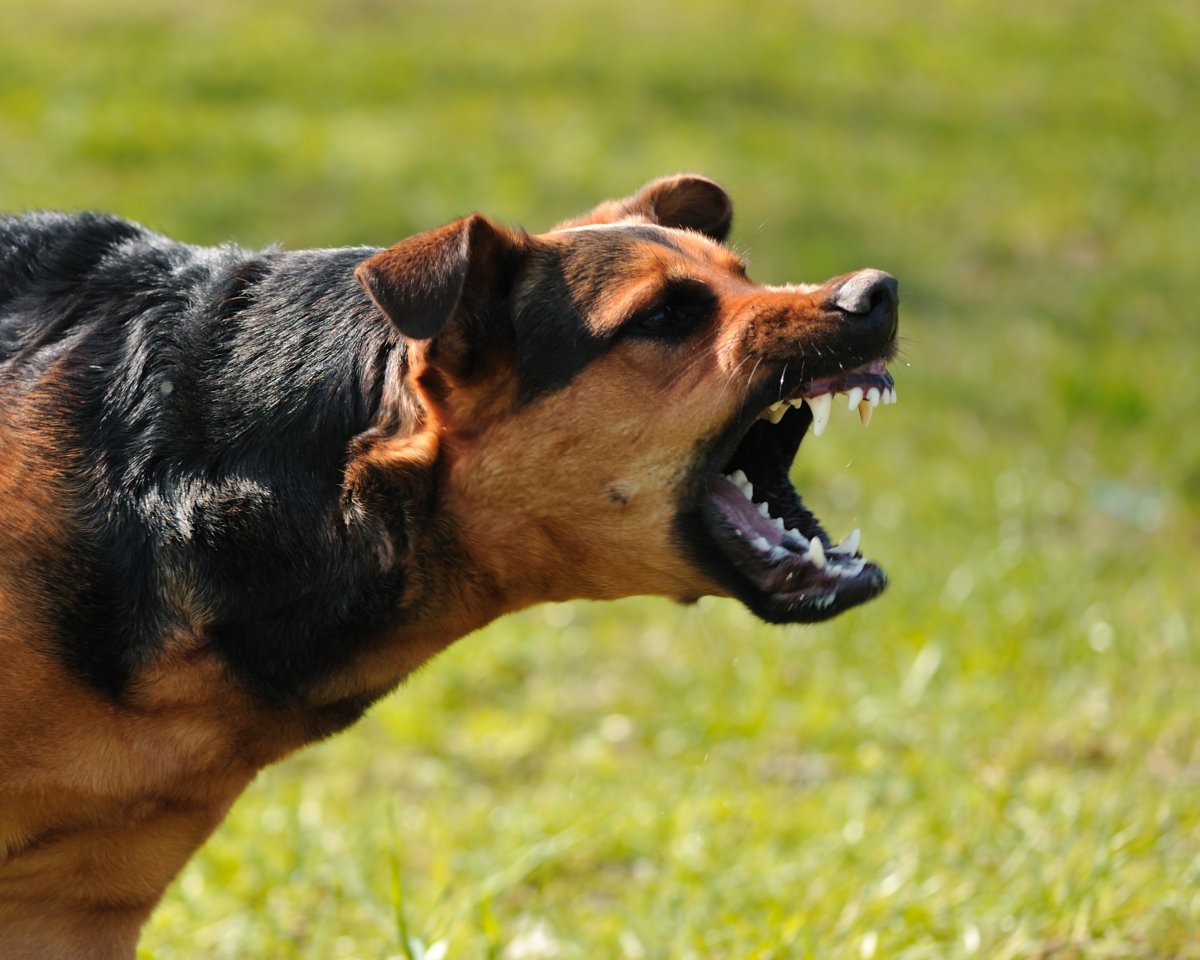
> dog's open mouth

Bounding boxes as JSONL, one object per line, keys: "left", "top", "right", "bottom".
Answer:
{"left": 693, "top": 360, "right": 896, "bottom": 623}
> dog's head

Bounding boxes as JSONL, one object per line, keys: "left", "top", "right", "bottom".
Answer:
{"left": 354, "top": 175, "right": 898, "bottom": 627}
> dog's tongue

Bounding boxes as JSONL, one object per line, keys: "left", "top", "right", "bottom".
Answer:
{"left": 711, "top": 476, "right": 788, "bottom": 548}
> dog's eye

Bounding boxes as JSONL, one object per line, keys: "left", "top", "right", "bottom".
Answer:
{"left": 627, "top": 281, "right": 715, "bottom": 339}
{"left": 636, "top": 305, "right": 678, "bottom": 332}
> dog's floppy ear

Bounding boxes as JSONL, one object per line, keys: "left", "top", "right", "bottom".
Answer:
{"left": 356, "top": 214, "right": 516, "bottom": 341}
{"left": 554, "top": 174, "right": 733, "bottom": 243}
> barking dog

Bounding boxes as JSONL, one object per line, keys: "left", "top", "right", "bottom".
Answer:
{"left": 0, "top": 175, "right": 898, "bottom": 958}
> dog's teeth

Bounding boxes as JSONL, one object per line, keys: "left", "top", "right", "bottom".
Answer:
{"left": 757, "top": 501, "right": 771, "bottom": 518}
{"left": 888, "top": 386, "right": 898, "bottom": 405}
{"left": 760, "top": 400, "right": 789, "bottom": 424}
{"left": 830, "top": 528, "right": 861, "bottom": 556}
{"left": 788, "top": 397, "right": 806, "bottom": 409}
{"left": 806, "top": 392, "right": 833, "bottom": 437}
{"left": 847, "top": 386, "right": 864, "bottom": 411}
{"left": 771, "top": 515, "right": 786, "bottom": 532}
{"left": 726, "top": 470, "right": 756, "bottom": 501}
{"left": 858, "top": 399, "right": 873, "bottom": 426}
{"left": 867, "top": 387, "right": 881, "bottom": 407}
{"left": 750, "top": 536, "right": 770, "bottom": 552}
{"left": 806, "top": 538, "right": 826, "bottom": 568}
{"left": 783, "top": 528, "right": 810, "bottom": 549}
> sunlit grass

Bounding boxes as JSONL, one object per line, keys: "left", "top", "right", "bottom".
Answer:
{"left": 2, "top": 0, "right": 1197, "bottom": 955}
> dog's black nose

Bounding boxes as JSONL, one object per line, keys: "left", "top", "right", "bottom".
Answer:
{"left": 831, "top": 269, "right": 899, "bottom": 315}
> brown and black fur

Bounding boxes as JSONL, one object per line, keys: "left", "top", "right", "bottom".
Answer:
{"left": 0, "top": 176, "right": 898, "bottom": 958}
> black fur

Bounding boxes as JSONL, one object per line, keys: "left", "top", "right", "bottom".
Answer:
{"left": 1, "top": 213, "right": 410, "bottom": 708}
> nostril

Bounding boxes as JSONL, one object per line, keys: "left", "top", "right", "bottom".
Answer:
{"left": 832, "top": 269, "right": 899, "bottom": 315}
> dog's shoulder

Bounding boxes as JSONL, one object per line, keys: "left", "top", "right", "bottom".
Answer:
{"left": 0, "top": 214, "right": 417, "bottom": 712}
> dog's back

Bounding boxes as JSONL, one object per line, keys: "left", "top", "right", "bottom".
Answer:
{"left": 0, "top": 213, "right": 418, "bottom": 702}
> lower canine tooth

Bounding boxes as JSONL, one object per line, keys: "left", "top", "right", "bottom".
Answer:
{"left": 858, "top": 399, "right": 873, "bottom": 426}
{"left": 807, "top": 538, "right": 826, "bottom": 568}
{"left": 806, "top": 393, "right": 833, "bottom": 437}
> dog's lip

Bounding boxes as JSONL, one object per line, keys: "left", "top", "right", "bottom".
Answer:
{"left": 701, "top": 469, "right": 887, "bottom": 620}
{"left": 755, "top": 360, "right": 896, "bottom": 429}
{"left": 684, "top": 358, "right": 894, "bottom": 622}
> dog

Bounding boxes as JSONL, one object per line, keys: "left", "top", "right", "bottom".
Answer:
{"left": 0, "top": 175, "right": 898, "bottom": 958}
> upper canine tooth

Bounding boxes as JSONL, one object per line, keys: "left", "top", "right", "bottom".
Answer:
{"left": 858, "top": 399, "right": 873, "bottom": 426}
{"left": 847, "top": 386, "right": 864, "bottom": 411}
{"left": 806, "top": 392, "right": 833, "bottom": 436}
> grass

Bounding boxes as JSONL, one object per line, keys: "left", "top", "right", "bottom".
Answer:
{"left": 2, "top": 0, "right": 1198, "bottom": 956}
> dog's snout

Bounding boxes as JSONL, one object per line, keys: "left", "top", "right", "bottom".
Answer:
{"left": 831, "top": 269, "right": 899, "bottom": 315}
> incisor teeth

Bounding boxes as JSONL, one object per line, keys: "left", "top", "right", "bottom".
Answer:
{"left": 858, "top": 399, "right": 873, "bottom": 426}
{"left": 756, "top": 501, "right": 771, "bottom": 518}
{"left": 830, "top": 528, "right": 861, "bottom": 556}
{"left": 771, "top": 516, "right": 786, "bottom": 532}
{"left": 847, "top": 386, "right": 864, "bottom": 411}
{"left": 806, "top": 392, "right": 833, "bottom": 437}
{"left": 750, "top": 536, "right": 770, "bottom": 552}
{"left": 867, "top": 387, "right": 881, "bottom": 407}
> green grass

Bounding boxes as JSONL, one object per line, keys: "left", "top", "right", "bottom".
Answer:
{"left": 3, "top": 0, "right": 1199, "bottom": 956}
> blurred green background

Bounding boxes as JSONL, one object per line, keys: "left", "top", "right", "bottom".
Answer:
{"left": 3, "top": 0, "right": 1198, "bottom": 957}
